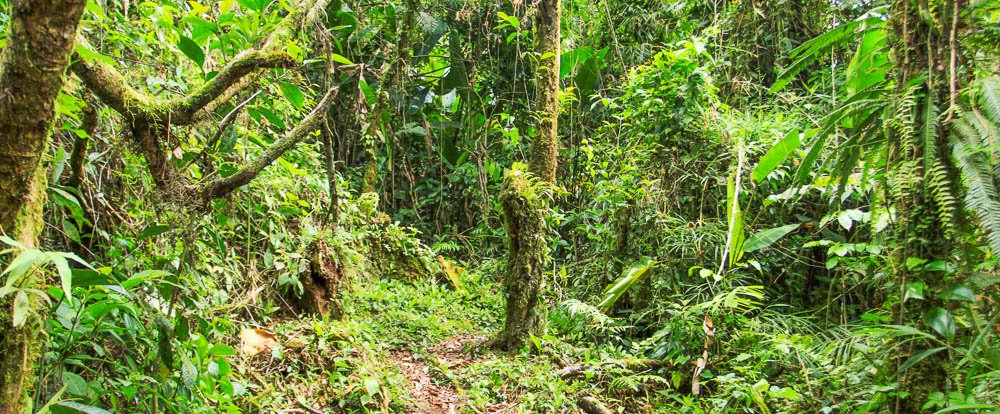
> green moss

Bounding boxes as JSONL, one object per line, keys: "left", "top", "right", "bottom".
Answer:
{"left": 495, "top": 167, "right": 551, "bottom": 351}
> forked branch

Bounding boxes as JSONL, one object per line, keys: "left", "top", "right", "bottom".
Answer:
{"left": 198, "top": 84, "right": 343, "bottom": 200}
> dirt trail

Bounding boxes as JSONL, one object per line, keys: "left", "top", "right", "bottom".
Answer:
{"left": 391, "top": 335, "right": 514, "bottom": 414}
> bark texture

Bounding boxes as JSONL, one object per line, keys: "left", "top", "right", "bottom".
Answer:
{"left": 0, "top": 0, "right": 87, "bottom": 411}
{"left": 529, "top": 0, "right": 561, "bottom": 183}
{"left": 496, "top": 172, "right": 548, "bottom": 351}
{"left": 496, "top": 0, "right": 561, "bottom": 352}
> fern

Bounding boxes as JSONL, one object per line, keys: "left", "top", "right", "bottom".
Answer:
{"left": 562, "top": 299, "right": 629, "bottom": 335}
{"left": 796, "top": 83, "right": 891, "bottom": 183}
{"left": 921, "top": 94, "right": 958, "bottom": 233}
{"left": 609, "top": 373, "right": 670, "bottom": 393}
{"left": 980, "top": 77, "right": 1000, "bottom": 123}
{"left": 952, "top": 77, "right": 1000, "bottom": 256}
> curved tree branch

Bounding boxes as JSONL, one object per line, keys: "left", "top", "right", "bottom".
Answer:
{"left": 169, "top": 51, "right": 298, "bottom": 124}
{"left": 71, "top": 0, "right": 336, "bottom": 197}
{"left": 73, "top": 0, "right": 331, "bottom": 125}
{"left": 70, "top": 43, "right": 167, "bottom": 122}
{"left": 198, "top": 83, "right": 343, "bottom": 200}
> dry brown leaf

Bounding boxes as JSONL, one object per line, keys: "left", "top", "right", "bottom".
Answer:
{"left": 240, "top": 328, "right": 277, "bottom": 356}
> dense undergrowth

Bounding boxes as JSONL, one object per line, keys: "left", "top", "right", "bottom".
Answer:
{"left": 0, "top": 0, "right": 998, "bottom": 413}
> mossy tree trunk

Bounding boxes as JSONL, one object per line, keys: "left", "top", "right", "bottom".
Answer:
{"left": 496, "top": 0, "right": 561, "bottom": 351}
{"left": 497, "top": 173, "right": 549, "bottom": 351}
{"left": 886, "top": 0, "right": 967, "bottom": 411}
{"left": 528, "top": 0, "right": 561, "bottom": 183}
{"left": 0, "top": 0, "right": 87, "bottom": 411}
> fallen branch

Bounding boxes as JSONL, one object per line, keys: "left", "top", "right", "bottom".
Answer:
{"left": 577, "top": 396, "right": 612, "bottom": 414}
{"left": 557, "top": 358, "right": 674, "bottom": 381}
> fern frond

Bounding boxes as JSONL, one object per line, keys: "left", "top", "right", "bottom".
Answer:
{"left": 980, "top": 77, "right": 1000, "bottom": 124}
{"left": 797, "top": 86, "right": 890, "bottom": 183}
{"left": 952, "top": 78, "right": 1000, "bottom": 256}
{"left": 953, "top": 140, "right": 1000, "bottom": 256}
{"left": 919, "top": 95, "right": 958, "bottom": 232}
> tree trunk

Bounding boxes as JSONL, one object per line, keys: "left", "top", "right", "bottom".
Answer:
{"left": 496, "top": 172, "right": 548, "bottom": 351}
{"left": 496, "top": 0, "right": 561, "bottom": 351}
{"left": 887, "top": 0, "right": 965, "bottom": 411}
{"left": 0, "top": 0, "right": 87, "bottom": 411}
{"left": 528, "top": 0, "right": 561, "bottom": 183}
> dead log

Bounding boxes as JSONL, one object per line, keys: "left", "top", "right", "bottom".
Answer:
{"left": 577, "top": 396, "right": 612, "bottom": 414}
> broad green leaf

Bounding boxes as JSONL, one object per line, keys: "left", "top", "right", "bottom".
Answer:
{"left": 0, "top": 234, "right": 26, "bottom": 250}
{"left": 744, "top": 223, "right": 799, "bottom": 252}
{"left": 923, "top": 260, "right": 948, "bottom": 272}
{"left": 905, "top": 257, "right": 928, "bottom": 271}
{"left": 359, "top": 79, "right": 376, "bottom": 106}
{"left": 363, "top": 377, "right": 380, "bottom": 396}
{"left": 331, "top": 53, "right": 353, "bottom": 65}
{"left": 74, "top": 43, "right": 115, "bottom": 65}
{"left": 236, "top": 0, "right": 266, "bottom": 11}
{"left": 178, "top": 35, "right": 205, "bottom": 68}
{"left": 36, "top": 384, "right": 68, "bottom": 414}
{"left": 3, "top": 248, "right": 45, "bottom": 280}
{"left": 62, "top": 371, "right": 88, "bottom": 396}
{"left": 62, "top": 221, "right": 81, "bottom": 244}
{"left": 53, "top": 401, "right": 112, "bottom": 414}
{"left": 48, "top": 253, "right": 74, "bottom": 305}
{"left": 900, "top": 346, "right": 946, "bottom": 372}
{"left": 208, "top": 344, "right": 237, "bottom": 356}
{"left": 844, "top": 28, "right": 888, "bottom": 98}
{"left": 559, "top": 46, "right": 593, "bottom": 79}
{"left": 138, "top": 224, "right": 170, "bottom": 239}
{"left": 496, "top": 11, "right": 519, "bottom": 29}
{"left": 904, "top": 281, "right": 926, "bottom": 300}
{"left": 924, "top": 307, "right": 954, "bottom": 338}
{"left": 13, "top": 290, "right": 30, "bottom": 327}
{"left": 940, "top": 284, "right": 976, "bottom": 302}
{"left": 752, "top": 129, "right": 800, "bottom": 182}
{"left": 279, "top": 82, "right": 305, "bottom": 110}
{"left": 122, "top": 270, "right": 172, "bottom": 289}
{"left": 182, "top": 16, "right": 218, "bottom": 43}
{"left": 598, "top": 256, "right": 655, "bottom": 312}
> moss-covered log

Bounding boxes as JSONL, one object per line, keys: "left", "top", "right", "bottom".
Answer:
{"left": 0, "top": 0, "right": 87, "bottom": 411}
{"left": 495, "top": 171, "right": 549, "bottom": 351}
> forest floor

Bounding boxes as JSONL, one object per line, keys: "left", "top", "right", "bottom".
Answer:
{"left": 244, "top": 267, "right": 607, "bottom": 413}
{"left": 389, "top": 334, "right": 507, "bottom": 413}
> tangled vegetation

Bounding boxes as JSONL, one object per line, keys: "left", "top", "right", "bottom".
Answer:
{"left": 0, "top": 0, "right": 998, "bottom": 413}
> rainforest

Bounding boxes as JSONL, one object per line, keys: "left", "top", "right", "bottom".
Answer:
{"left": 0, "top": 0, "right": 998, "bottom": 412}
